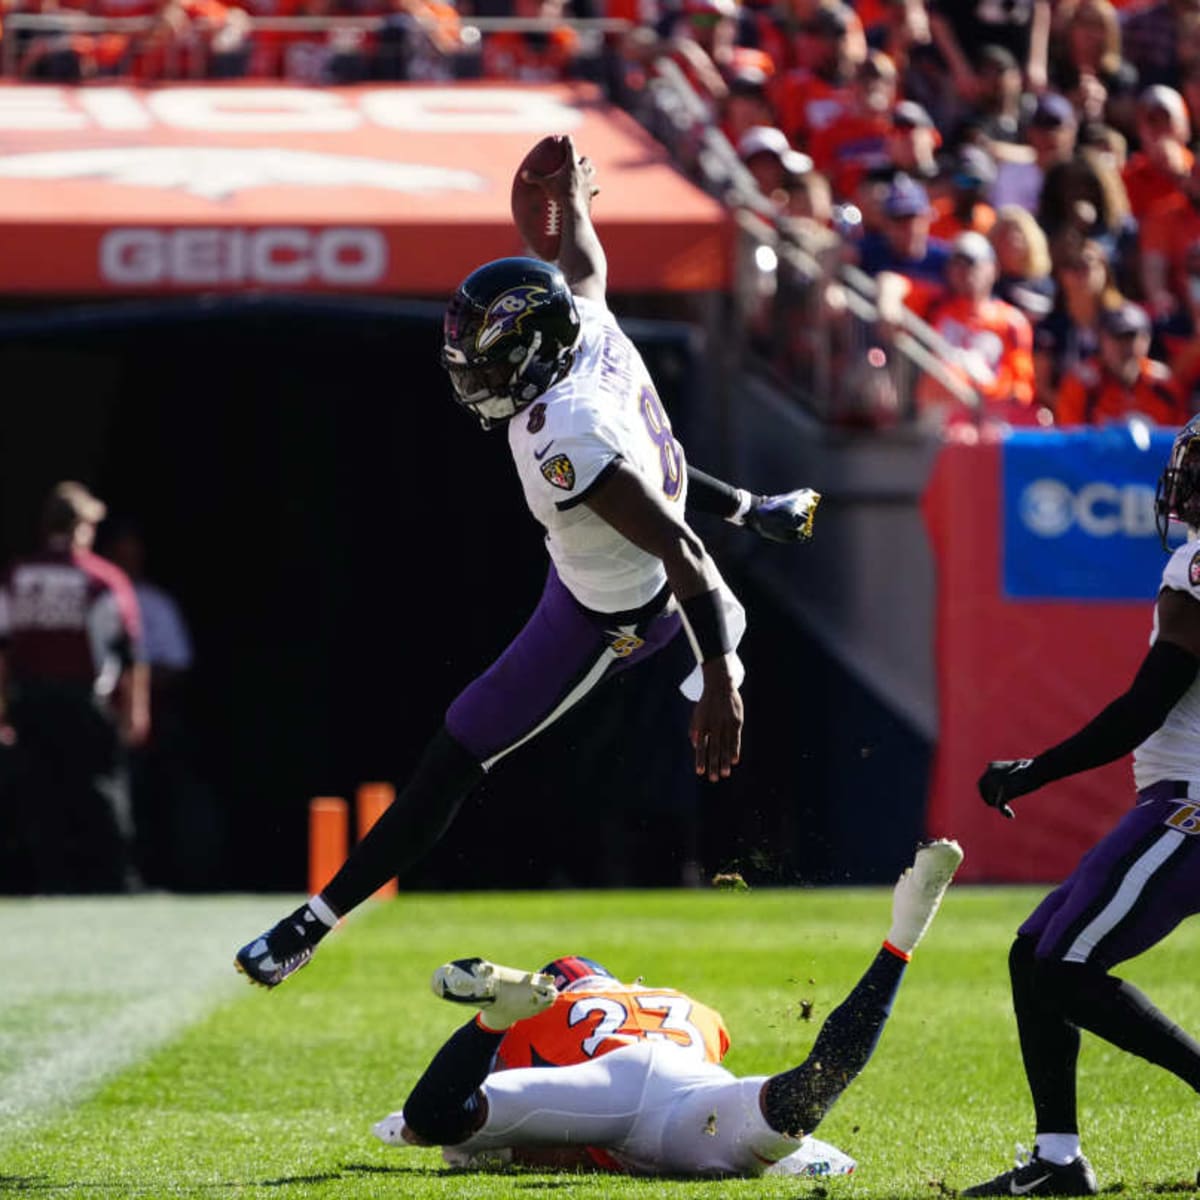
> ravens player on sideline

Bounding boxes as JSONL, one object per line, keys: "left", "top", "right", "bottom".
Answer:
{"left": 234, "top": 138, "right": 820, "bottom": 988}
{"left": 962, "top": 414, "right": 1200, "bottom": 1197}
{"left": 370, "top": 840, "right": 963, "bottom": 1179}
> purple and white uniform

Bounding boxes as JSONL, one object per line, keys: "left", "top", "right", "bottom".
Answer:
{"left": 445, "top": 296, "right": 739, "bottom": 771}
{"left": 1021, "top": 536, "right": 1200, "bottom": 968}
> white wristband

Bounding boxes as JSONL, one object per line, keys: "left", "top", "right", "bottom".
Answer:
{"left": 726, "top": 488, "right": 753, "bottom": 526}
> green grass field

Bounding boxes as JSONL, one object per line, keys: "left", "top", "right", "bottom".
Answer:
{"left": 2, "top": 887, "right": 1198, "bottom": 1199}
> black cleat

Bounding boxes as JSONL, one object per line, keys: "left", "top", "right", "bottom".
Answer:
{"left": 962, "top": 1149, "right": 1097, "bottom": 1196}
{"left": 234, "top": 905, "right": 327, "bottom": 988}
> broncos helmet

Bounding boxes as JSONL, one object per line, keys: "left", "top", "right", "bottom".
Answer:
{"left": 539, "top": 955, "right": 616, "bottom": 992}
{"left": 442, "top": 257, "right": 581, "bottom": 429}
{"left": 1156, "top": 414, "right": 1200, "bottom": 548}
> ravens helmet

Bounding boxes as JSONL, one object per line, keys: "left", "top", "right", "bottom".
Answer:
{"left": 1156, "top": 414, "right": 1200, "bottom": 548}
{"left": 539, "top": 955, "right": 616, "bottom": 992}
{"left": 442, "top": 257, "right": 581, "bottom": 429}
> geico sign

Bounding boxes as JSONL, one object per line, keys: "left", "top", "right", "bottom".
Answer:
{"left": 0, "top": 86, "right": 584, "bottom": 134}
{"left": 100, "top": 227, "right": 387, "bottom": 287}
{"left": 1019, "top": 477, "right": 1158, "bottom": 538}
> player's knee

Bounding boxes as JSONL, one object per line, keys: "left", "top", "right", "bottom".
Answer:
{"left": 1007, "top": 934, "right": 1037, "bottom": 987}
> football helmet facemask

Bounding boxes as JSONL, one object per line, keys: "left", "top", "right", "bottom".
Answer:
{"left": 442, "top": 257, "right": 581, "bottom": 429}
{"left": 1156, "top": 413, "right": 1200, "bottom": 547}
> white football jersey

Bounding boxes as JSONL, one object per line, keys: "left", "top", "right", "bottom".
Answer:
{"left": 508, "top": 295, "right": 688, "bottom": 614}
{"left": 1133, "top": 536, "right": 1200, "bottom": 789}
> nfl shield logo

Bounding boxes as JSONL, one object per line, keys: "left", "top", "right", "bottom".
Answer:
{"left": 1190, "top": 550, "right": 1200, "bottom": 587}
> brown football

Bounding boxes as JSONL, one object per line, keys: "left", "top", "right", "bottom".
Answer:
{"left": 511, "top": 135, "right": 570, "bottom": 262}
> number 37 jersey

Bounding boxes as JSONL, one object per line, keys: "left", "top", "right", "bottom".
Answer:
{"left": 508, "top": 295, "right": 688, "bottom": 615}
{"left": 495, "top": 981, "right": 731, "bottom": 1071}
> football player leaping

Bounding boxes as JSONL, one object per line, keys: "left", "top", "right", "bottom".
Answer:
{"left": 235, "top": 137, "right": 820, "bottom": 988}
{"left": 963, "top": 415, "right": 1200, "bottom": 1197}
{"left": 373, "top": 840, "right": 963, "bottom": 1179}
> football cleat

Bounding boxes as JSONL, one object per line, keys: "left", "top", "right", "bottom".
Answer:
{"left": 886, "top": 838, "right": 964, "bottom": 955}
{"left": 234, "top": 905, "right": 327, "bottom": 988}
{"left": 431, "top": 957, "right": 558, "bottom": 1030}
{"left": 962, "top": 1147, "right": 1098, "bottom": 1196}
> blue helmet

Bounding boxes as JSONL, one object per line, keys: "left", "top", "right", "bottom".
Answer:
{"left": 539, "top": 955, "right": 616, "bottom": 992}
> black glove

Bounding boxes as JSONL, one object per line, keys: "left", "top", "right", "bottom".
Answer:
{"left": 743, "top": 488, "right": 821, "bottom": 543}
{"left": 977, "top": 759, "right": 1039, "bottom": 820}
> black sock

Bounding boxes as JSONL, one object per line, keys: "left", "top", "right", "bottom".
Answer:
{"left": 1039, "top": 956, "right": 1200, "bottom": 1092}
{"left": 403, "top": 1019, "right": 503, "bottom": 1145}
{"left": 320, "top": 727, "right": 483, "bottom": 917}
{"left": 762, "top": 946, "right": 907, "bottom": 1136}
{"left": 1010, "top": 935, "right": 1081, "bottom": 1134}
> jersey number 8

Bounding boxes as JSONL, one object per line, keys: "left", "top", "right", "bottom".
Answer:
{"left": 639, "top": 385, "right": 683, "bottom": 501}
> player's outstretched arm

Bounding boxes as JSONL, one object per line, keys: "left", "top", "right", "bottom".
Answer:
{"left": 584, "top": 463, "right": 742, "bottom": 781}
{"left": 521, "top": 135, "right": 606, "bottom": 303}
{"left": 979, "top": 587, "right": 1200, "bottom": 818}
{"left": 686, "top": 466, "right": 820, "bottom": 543}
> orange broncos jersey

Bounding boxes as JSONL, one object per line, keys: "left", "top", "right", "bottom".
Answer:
{"left": 495, "top": 983, "right": 731, "bottom": 1072}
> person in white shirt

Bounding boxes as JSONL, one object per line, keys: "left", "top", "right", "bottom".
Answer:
{"left": 964, "top": 414, "right": 1200, "bottom": 1197}
{"left": 234, "top": 138, "right": 820, "bottom": 989}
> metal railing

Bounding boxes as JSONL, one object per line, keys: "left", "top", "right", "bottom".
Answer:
{"left": 641, "top": 54, "right": 983, "bottom": 428}
{"left": 1, "top": 11, "right": 631, "bottom": 78}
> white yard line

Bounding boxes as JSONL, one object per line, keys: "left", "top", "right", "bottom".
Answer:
{"left": 0, "top": 895, "right": 296, "bottom": 1141}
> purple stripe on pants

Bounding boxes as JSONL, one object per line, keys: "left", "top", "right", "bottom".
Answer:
{"left": 445, "top": 566, "right": 682, "bottom": 765}
{"left": 1019, "top": 783, "right": 1200, "bottom": 968}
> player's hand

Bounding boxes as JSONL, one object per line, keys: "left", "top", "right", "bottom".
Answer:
{"left": 744, "top": 488, "right": 821, "bottom": 543}
{"left": 521, "top": 135, "right": 600, "bottom": 205}
{"left": 690, "top": 664, "right": 743, "bottom": 782}
{"left": 977, "top": 759, "right": 1038, "bottom": 819}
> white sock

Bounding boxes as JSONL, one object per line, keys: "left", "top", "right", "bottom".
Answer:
{"left": 307, "top": 894, "right": 340, "bottom": 929}
{"left": 1035, "top": 1133, "right": 1081, "bottom": 1165}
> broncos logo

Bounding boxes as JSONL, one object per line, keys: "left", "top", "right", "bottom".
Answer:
{"left": 476, "top": 285, "right": 549, "bottom": 353}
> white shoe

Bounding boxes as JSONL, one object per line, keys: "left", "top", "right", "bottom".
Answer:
{"left": 372, "top": 1111, "right": 408, "bottom": 1146}
{"left": 886, "top": 839, "right": 963, "bottom": 954}
{"left": 430, "top": 957, "right": 558, "bottom": 1030}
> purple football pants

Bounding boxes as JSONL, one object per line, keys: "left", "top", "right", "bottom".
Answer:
{"left": 445, "top": 566, "right": 682, "bottom": 771}
{"left": 1020, "top": 779, "right": 1200, "bottom": 969}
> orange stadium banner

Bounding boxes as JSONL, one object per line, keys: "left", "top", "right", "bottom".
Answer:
{"left": 0, "top": 82, "right": 731, "bottom": 295}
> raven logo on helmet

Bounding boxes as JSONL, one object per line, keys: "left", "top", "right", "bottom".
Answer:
{"left": 476, "top": 285, "right": 550, "bottom": 353}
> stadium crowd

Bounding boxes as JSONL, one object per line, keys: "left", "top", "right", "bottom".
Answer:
{"left": 9, "top": 0, "right": 1200, "bottom": 431}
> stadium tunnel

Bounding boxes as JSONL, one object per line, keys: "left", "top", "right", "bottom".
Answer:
{"left": 0, "top": 295, "right": 928, "bottom": 893}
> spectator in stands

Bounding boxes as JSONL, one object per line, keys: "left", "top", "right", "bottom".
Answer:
{"left": 1139, "top": 151, "right": 1200, "bottom": 318}
{"left": 481, "top": 0, "right": 582, "bottom": 80}
{"left": 1122, "top": 0, "right": 1200, "bottom": 89}
{"left": 737, "top": 124, "right": 813, "bottom": 211}
{"left": 781, "top": 164, "right": 834, "bottom": 227}
{"left": 1156, "top": 237, "right": 1200, "bottom": 408}
{"left": 1034, "top": 232, "right": 1124, "bottom": 399}
{"left": 1051, "top": 0, "right": 1123, "bottom": 93}
{"left": 771, "top": 1, "right": 863, "bottom": 148}
{"left": 719, "top": 65, "right": 779, "bottom": 147}
{"left": 989, "top": 204, "right": 1056, "bottom": 324}
{"left": 882, "top": 98, "right": 941, "bottom": 186}
{"left": 807, "top": 50, "right": 897, "bottom": 200}
{"left": 929, "top": 0, "right": 1052, "bottom": 100}
{"left": 954, "top": 44, "right": 1027, "bottom": 150}
{"left": 1055, "top": 301, "right": 1188, "bottom": 424}
{"left": 1037, "top": 147, "right": 1134, "bottom": 268}
{"left": 917, "top": 230, "right": 1039, "bottom": 430}
{"left": 991, "top": 92, "right": 1079, "bottom": 213}
{"left": 858, "top": 173, "right": 951, "bottom": 319}
{"left": 930, "top": 144, "right": 998, "bottom": 242}
{"left": 0, "top": 483, "right": 149, "bottom": 894}
{"left": 1121, "top": 85, "right": 1193, "bottom": 220}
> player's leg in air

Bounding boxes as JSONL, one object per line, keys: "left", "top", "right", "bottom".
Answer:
{"left": 373, "top": 840, "right": 964, "bottom": 1176}
{"left": 234, "top": 567, "right": 680, "bottom": 987}
{"left": 756, "top": 839, "right": 964, "bottom": 1140}
{"left": 963, "top": 795, "right": 1200, "bottom": 1197}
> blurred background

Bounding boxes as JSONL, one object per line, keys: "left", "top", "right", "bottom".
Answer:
{"left": 0, "top": 0, "right": 1189, "bottom": 896}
